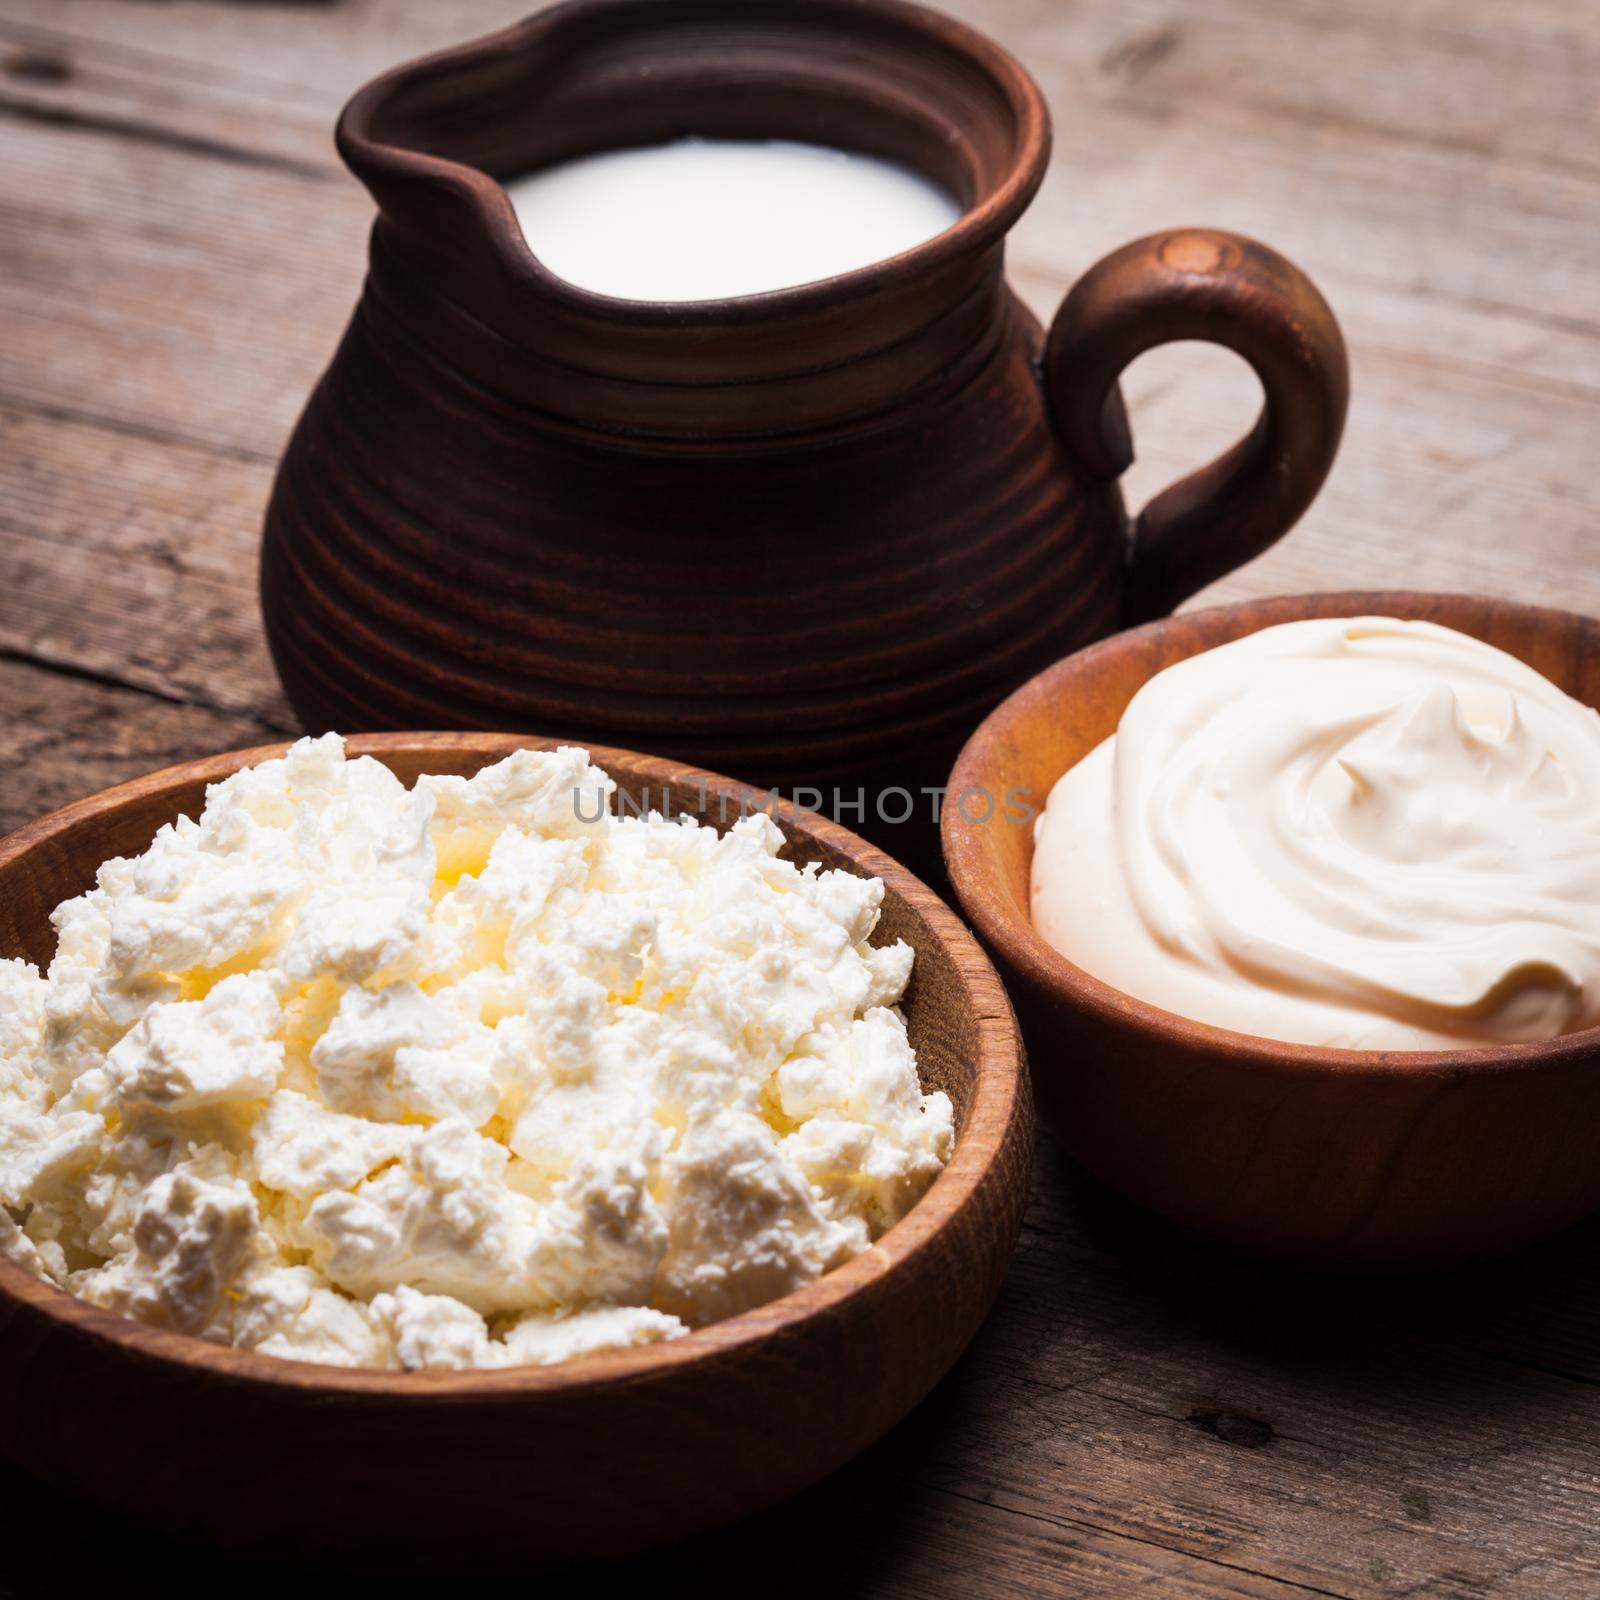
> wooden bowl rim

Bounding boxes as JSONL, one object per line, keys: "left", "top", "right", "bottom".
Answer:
{"left": 943, "top": 589, "right": 1600, "bottom": 1080}
{"left": 336, "top": 0, "right": 1051, "bottom": 322}
{"left": 0, "top": 732, "right": 1025, "bottom": 1396}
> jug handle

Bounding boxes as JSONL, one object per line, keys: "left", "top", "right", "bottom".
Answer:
{"left": 1041, "top": 229, "right": 1349, "bottom": 625}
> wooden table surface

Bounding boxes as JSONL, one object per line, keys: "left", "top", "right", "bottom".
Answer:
{"left": 1, "top": 1, "right": 1597, "bottom": 1595}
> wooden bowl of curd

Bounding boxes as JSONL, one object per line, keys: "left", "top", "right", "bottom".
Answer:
{"left": 0, "top": 734, "right": 1030, "bottom": 1567}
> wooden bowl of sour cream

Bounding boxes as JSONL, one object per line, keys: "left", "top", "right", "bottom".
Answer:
{"left": 944, "top": 592, "right": 1600, "bottom": 1270}
{"left": 0, "top": 734, "right": 1029, "bottom": 1567}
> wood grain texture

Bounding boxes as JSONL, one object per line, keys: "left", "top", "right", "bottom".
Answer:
{"left": 944, "top": 592, "right": 1600, "bottom": 1269}
{"left": 0, "top": 734, "right": 1031, "bottom": 1569}
{"left": 0, "top": 0, "right": 1597, "bottom": 1594}
{"left": 0, "top": 656, "right": 280, "bottom": 835}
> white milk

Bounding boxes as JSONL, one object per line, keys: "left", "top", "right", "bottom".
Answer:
{"left": 504, "top": 137, "right": 962, "bottom": 302}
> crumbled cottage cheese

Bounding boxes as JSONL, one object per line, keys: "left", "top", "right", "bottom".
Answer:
{"left": 0, "top": 738, "right": 952, "bottom": 1369}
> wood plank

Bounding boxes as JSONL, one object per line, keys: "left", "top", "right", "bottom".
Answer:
{"left": 0, "top": 654, "right": 280, "bottom": 837}
{"left": 5, "top": 0, "right": 1592, "bottom": 184}
{"left": 887, "top": 1143, "right": 1600, "bottom": 1598}
{"left": 0, "top": 34, "right": 338, "bottom": 177}
{"left": 0, "top": 0, "right": 520, "bottom": 109}
{"left": 1006, "top": 0, "right": 1599, "bottom": 183}
{"left": 0, "top": 1422, "right": 1331, "bottom": 1600}
{"left": 0, "top": 108, "right": 366, "bottom": 462}
{"left": 0, "top": 406, "right": 291, "bottom": 721}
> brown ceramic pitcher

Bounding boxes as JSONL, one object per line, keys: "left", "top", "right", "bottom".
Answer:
{"left": 261, "top": 0, "right": 1348, "bottom": 821}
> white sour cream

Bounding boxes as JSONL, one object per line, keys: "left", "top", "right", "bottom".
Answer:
{"left": 1031, "top": 617, "right": 1600, "bottom": 1050}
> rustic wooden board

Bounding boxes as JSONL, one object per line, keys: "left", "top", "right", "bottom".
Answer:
{"left": 0, "top": 0, "right": 1596, "bottom": 1595}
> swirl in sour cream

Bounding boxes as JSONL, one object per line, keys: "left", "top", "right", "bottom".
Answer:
{"left": 1030, "top": 617, "right": 1600, "bottom": 1049}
